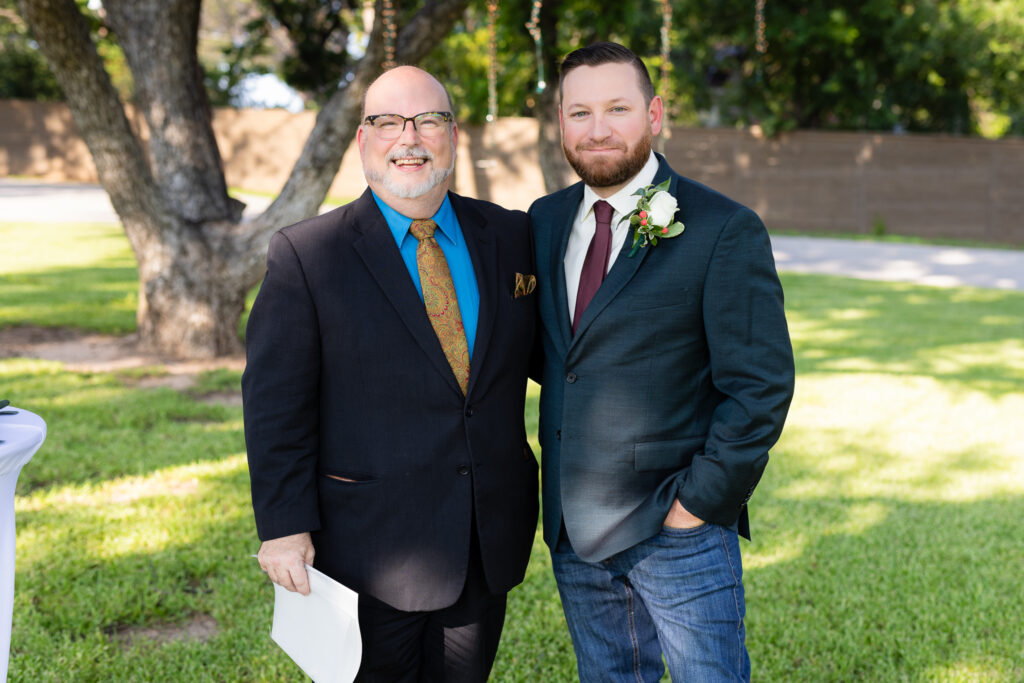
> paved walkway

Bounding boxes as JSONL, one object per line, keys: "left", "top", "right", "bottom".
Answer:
{"left": 3, "top": 178, "right": 1022, "bottom": 291}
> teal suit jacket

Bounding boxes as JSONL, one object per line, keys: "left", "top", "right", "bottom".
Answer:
{"left": 529, "top": 154, "right": 794, "bottom": 562}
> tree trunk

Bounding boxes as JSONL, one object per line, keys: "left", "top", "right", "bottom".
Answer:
{"left": 18, "top": 0, "right": 468, "bottom": 358}
{"left": 536, "top": 0, "right": 575, "bottom": 193}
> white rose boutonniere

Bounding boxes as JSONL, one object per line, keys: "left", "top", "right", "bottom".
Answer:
{"left": 619, "top": 179, "right": 685, "bottom": 257}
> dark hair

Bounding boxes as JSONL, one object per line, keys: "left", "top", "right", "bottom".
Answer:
{"left": 558, "top": 42, "right": 654, "bottom": 103}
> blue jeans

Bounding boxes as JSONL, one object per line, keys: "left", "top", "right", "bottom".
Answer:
{"left": 551, "top": 523, "right": 749, "bottom": 682}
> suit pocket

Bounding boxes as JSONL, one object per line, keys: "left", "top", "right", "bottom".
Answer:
{"left": 633, "top": 435, "right": 706, "bottom": 472}
{"left": 322, "top": 470, "right": 379, "bottom": 485}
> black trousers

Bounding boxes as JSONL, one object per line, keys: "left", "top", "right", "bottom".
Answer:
{"left": 354, "top": 525, "right": 507, "bottom": 683}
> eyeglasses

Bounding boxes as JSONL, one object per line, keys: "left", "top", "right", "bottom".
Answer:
{"left": 363, "top": 111, "right": 453, "bottom": 140}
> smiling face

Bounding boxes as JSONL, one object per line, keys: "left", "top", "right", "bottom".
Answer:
{"left": 559, "top": 61, "right": 663, "bottom": 196}
{"left": 358, "top": 66, "right": 457, "bottom": 214}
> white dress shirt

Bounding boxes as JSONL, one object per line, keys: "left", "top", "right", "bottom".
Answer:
{"left": 564, "top": 152, "right": 660, "bottom": 316}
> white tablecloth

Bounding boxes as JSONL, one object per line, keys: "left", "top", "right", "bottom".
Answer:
{"left": 0, "top": 406, "right": 46, "bottom": 681}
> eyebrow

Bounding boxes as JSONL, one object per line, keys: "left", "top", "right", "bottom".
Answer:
{"left": 564, "top": 96, "right": 632, "bottom": 109}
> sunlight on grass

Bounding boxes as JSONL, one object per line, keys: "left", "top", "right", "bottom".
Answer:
{"left": 4, "top": 235, "right": 1024, "bottom": 679}
{"left": 0, "top": 222, "right": 137, "bottom": 332}
{"left": 776, "top": 374, "right": 1024, "bottom": 503}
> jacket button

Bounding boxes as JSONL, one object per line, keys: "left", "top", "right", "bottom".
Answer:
{"left": 457, "top": 465, "right": 470, "bottom": 475}
{"left": 465, "top": 407, "right": 474, "bottom": 417}
{"left": 566, "top": 372, "right": 577, "bottom": 383}
{"left": 556, "top": 429, "right": 561, "bottom": 440}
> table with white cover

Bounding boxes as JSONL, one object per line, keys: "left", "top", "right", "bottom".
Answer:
{"left": 0, "top": 405, "right": 46, "bottom": 681}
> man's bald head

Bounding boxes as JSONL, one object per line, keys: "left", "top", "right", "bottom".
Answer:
{"left": 362, "top": 66, "right": 455, "bottom": 119}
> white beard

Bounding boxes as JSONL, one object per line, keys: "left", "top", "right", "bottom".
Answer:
{"left": 363, "top": 143, "right": 455, "bottom": 199}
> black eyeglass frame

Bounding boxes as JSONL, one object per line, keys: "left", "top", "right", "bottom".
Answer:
{"left": 362, "top": 111, "right": 454, "bottom": 136}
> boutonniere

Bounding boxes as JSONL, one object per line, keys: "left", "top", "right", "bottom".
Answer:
{"left": 619, "top": 179, "right": 685, "bottom": 257}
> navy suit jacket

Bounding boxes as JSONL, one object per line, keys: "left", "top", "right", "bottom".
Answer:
{"left": 243, "top": 189, "right": 539, "bottom": 611}
{"left": 530, "top": 154, "right": 794, "bottom": 562}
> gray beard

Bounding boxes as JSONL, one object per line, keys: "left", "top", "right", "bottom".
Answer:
{"left": 364, "top": 164, "right": 453, "bottom": 199}
{"left": 363, "top": 143, "right": 455, "bottom": 199}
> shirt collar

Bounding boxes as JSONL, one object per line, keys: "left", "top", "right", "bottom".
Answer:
{"left": 581, "top": 152, "right": 660, "bottom": 225}
{"left": 371, "top": 191, "right": 459, "bottom": 247}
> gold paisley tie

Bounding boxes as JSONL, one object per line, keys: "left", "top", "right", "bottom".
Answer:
{"left": 409, "top": 219, "right": 470, "bottom": 394}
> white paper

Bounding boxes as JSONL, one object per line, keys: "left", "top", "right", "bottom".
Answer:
{"left": 269, "top": 563, "right": 361, "bottom": 683}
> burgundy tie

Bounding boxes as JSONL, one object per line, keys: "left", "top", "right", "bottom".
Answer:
{"left": 573, "top": 199, "right": 614, "bottom": 334}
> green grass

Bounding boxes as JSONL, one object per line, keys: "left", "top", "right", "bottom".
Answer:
{"left": 0, "top": 222, "right": 138, "bottom": 332}
{"left": 4, "top": 227, "right": 1024, "bottom": 681}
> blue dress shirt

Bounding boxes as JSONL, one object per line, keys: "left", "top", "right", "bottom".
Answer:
{"left": 371, "top": 192, "right": 480, "bottom": 359}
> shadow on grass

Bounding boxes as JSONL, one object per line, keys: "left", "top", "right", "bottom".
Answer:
{"left": 746, "top": 492, "right": 1024, "bottom": 681}
{"left": 10, "top": 464, "right": 300, "bottom": 681}
{"left": 0, "top": 264, "right": 138, "bottom": 333}
{"left": 782, "top": 273, "right": 1024, "bottom": 395}
{"left": 3, "top": 360, "right": 243, "bottom": 493}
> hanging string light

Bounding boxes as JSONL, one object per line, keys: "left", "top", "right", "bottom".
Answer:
{"left": 659, "top": 0, "right": 671, "bottom": 97}
{"left": 486, "top": 0, "right": 499, "bottom": 123}
{"left": 382, "top": 0, "right": 397, "bottom": 69}
{"left": 657, "top": 0, "right": 672, "bottom": 148}
{"left": 525, "top": 0, "right": 545, "bottom": 93}
{"left": 754, "top": 0, "right": 767, "bottom": 81}
{"left": 755, "top": 0, "right": 767, "bottom": 55}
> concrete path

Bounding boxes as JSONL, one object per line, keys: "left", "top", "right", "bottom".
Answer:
{"left": 770, "top": 235, "right": 1022, "bottom": 291}
{"left": 3, "top": 178, "right": 1022, "bottom": 292}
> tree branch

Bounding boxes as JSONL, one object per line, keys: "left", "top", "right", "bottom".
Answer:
{"left": 103, "top": 0, "right": 241, "bottom": 224}
{"left": 16, "top": 0, "right": 170, "bottom": 245}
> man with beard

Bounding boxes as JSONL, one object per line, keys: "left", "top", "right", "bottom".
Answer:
{"left": 529, "top": 43, "right": 794, "bottom": 681}
{"left": 243, "top": 66, "right": 539, "bottom": 681}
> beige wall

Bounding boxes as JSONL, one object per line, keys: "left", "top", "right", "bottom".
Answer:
{"left": 2, "top": 99, "right": 1021, "bottom": 244}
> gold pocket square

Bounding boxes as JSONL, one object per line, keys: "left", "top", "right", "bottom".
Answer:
{"left": 514, "top": 272, "right": 537, "bottom": 298}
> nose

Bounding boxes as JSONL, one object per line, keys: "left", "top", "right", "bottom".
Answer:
{"left": 588, "top": 114, "right": 612, "bottom": 141}
{"left": 396, "top": 118, "right": 421, "bottom": 144}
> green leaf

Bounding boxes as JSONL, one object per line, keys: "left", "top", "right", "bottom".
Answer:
{"left": 652, "top": 178, "right": 671, "bottom": 193}
{"left": 662, "top": 222, "right": 686, "bottom": 238}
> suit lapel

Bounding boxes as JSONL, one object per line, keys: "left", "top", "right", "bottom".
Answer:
{"left": 351, "top": 190, "right": 464, "bottom": 397}
{"left": 568, "top": 157, "right": 677, "bottom": 352}
{"left": 451, "top": 193, "right": 497, "bottom": 398}
{"left": 549, "top": 184, "right": 583, "bottom": 353}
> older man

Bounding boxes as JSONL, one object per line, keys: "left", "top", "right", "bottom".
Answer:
{"left": 530, "top": 43, "right": 794, "bottom": 681}
{"left": 243, "top": 66, "right": 538, "bottom": 681}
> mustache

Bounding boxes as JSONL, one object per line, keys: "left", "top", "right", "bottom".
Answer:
{"left": 387, "top": 145, "right": 434, "bottom": 161}
{"left": 575, "top": 141, "right": 627, "bottom": 153}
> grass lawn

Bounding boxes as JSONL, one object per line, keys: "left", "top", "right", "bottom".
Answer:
{"left": 2, "top": 221, "right": 1023, "bottom": 681}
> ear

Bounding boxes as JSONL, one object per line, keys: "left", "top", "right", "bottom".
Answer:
{"left": 356, "top": 125, "right": 366, "bottom": 157}
{"left": 558, "top": 105, "right": 565, "bottom": 134}
{"left": 450, "top": 122, "right": 459, "bottom": 152}
{"left": 648, "top": 95, "right": 664, "bottom": 136}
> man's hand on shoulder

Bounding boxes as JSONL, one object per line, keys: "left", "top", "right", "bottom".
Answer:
{"left": 664, "top": 499, "right": 705, "bottom": 529}
{"left": 258, "top": 532, "right": 315, "bottom": 595}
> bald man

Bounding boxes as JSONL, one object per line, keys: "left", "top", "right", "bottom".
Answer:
{"left": 243, "top": 67, "right": 539, "bottom": 681}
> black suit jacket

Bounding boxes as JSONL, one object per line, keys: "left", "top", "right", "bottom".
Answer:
{"left": 242, "top": 189, "right": 539, "bottom": 611}
{"left": 530, "top": 155, "right": 794, "bottom": 562}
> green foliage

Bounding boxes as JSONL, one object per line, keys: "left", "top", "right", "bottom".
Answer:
{"left": 0, "top": 0, "right": 61, "bottom": 99}
{"left": 676, "top": 0, "right": 1024, "bottom": 137}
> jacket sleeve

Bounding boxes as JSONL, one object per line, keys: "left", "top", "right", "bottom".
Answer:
{"left": 676, "top": 206, "right": 795, "bottom": 528}
{"left": 241, "top": 230, "right": 323, "bottom": 541}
